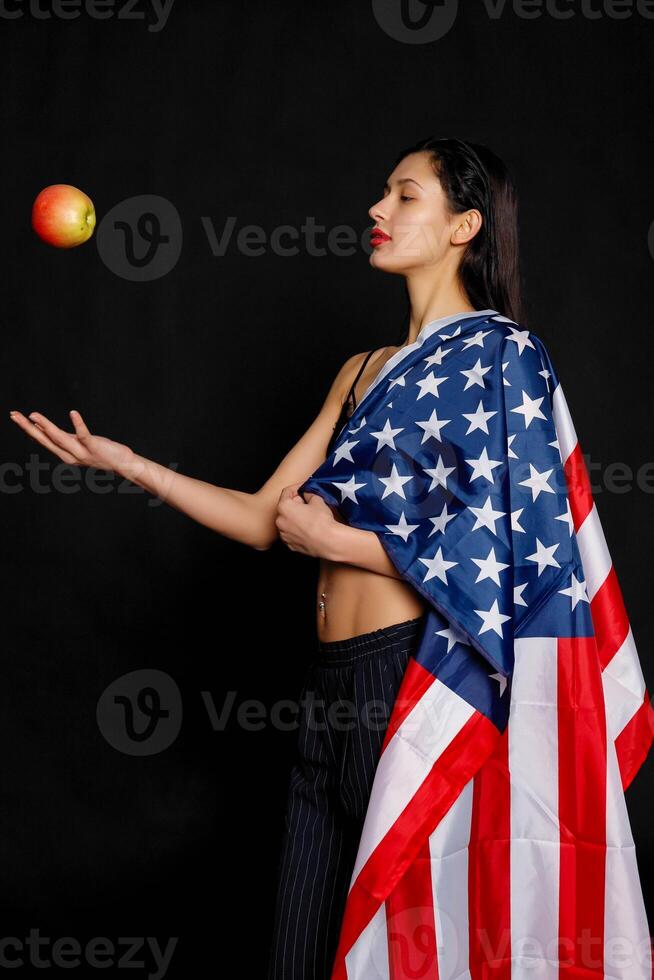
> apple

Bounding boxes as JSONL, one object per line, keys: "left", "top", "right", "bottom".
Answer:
{"left": 31, "top": 184, "right": 96, "bottom": 248}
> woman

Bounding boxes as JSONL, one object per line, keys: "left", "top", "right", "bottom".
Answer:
{"left": 9, "top": 136, "right": 523, "bottom": 978}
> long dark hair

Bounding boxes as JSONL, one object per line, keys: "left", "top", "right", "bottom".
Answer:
{"left": 391, "top": 136, "right": 524, "bottom": 339}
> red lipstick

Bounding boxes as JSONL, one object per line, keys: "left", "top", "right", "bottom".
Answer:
{"left": 370, "top": 227, "right": 391, "bottom": 247}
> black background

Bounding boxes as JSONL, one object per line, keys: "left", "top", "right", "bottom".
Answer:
{"left": 1, "top": 1, "right": 652, "bottom": 975}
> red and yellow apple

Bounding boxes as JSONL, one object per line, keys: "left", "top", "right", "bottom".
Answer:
{"left": 31, "top": 184, "right": 96, "bottom": 248}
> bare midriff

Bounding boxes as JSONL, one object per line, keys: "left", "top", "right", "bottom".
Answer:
{"left": 316, "top": 548, "right": 427, "bottom": 642}
{"left": 315, "top": 345, "right": 428, "bottom": 642}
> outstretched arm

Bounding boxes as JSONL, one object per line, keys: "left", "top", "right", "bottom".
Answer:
{"left": 9, "top": 351, "right": 367, "bottom": 552}
{"left": 124, "top": 348, "right": 374, "bottom": 549}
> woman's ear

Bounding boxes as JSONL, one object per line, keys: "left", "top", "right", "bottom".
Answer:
{"left": 451, "top": 208, "right": 483, "bottom": 246}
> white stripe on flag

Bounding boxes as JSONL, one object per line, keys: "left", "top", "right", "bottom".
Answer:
{"left": 552, "top": 383, "right": 577, "bottom": 460}
{"left": 554, "top": 376, "right": 651, "bottom": 752}
{"left": 344, "top": 901, "right": 390, "bottom": 979}
{"left": 604, "top": 725, "right": 653, "bottom": 978}
{"left": 429, "top": 777, "right": 474, "bottom": 979}
{"left": 350, "top": 677, "right": 476, "bottom": 884}
{"left": 509, "top": 636, "right": 560, "bottom": 978}
{"left": 603, "top": 626, "right": 648, "bottom": 740}
{"left": 575, "top": 503, "right": 613, "bottom": 601}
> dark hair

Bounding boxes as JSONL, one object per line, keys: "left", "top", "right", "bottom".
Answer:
{"left": 392, "top": 136, "right": 524, "bottom": 336}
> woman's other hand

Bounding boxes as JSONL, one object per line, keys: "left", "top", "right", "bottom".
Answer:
{"left": 9, "top": 409, "right": 135, "bottom": 473}
{"left": 275, "top": 482, "right": 338, "bottom": 557}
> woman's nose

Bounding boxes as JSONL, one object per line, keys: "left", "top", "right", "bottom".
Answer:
{"left": 368, "top": 200, "right": 386, "bottom": 222}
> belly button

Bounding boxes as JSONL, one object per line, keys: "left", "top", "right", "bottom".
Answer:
{"left": 319, "top": 591, "right": 327, "bottom": 616}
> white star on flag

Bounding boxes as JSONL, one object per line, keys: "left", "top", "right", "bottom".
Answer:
{"left": 331, "top": 475, "right": 366, "bottom": 503}
{"left": 511, "top": 389, "right": 547, "bottom": 427}
{"left": 462, "top": 399, "right": 498, "bottom": 435}
{"left": 416, "top": 409, "right": 451, "bottom": 443}
{"left": 469, "top": 496, "right": 506, "bottom": 535}
{"left": 461, "top": 357, "right": 492, "bottom": 390}
{"left": 424, "top": 455, "right": 456, "bottom": 491}
{"left": 332, "top": 439, "right": 360, "bottom": 465}
{"left": 518, "top": 463, "right": 555, "bottom": 501}
{"left": 465, "top": 445, "right": 503, "bottom": 483}
{"left": 435, "top": 621, "right": 470, "bottom": 652}
{"left": 419, "top": 546, "right": 458, "bottom": 584}
{"left": 385, "top": 511, "right": 420, "bottom": 542}
{"left": 428, "top": 503, "right": 457, "bottom": 536}
{"left": 416, "top": 372, "right": 449, "bottom": 399}
{"left": 506, "top": 325, "right": 536, "bottom": 355}
{"left": 558, "top": 571, "right": 590, "bottom": 608}
{"left": 370, "top": 418, "right": 404, "bottom": 452}
{"left": 555, "top": 498, "right": 574, "bottom": 535}
{"left": 378, "top": 462, "right": 413, "bottom": 501}
{"left": 438, "top": 324, "right": 461, "bottom": 340}
{"left": 471, "top": 546, "right": 510, "bottom": 586}
{"left": 424, "top": 346, "right": 452, "bottom": 367}
{"left": 461, "top": 328, "right": 494, "bottom": 349}
{"left": 474, "top": 598, "right": 511, "bottom": 637}
{"left": 511, "top": 508, "right": 525, "bottom": 532}
{"left": 526, "top": 537, "right": 561, "bottom": 576}
{"left": 514, "top": 582, "right": 528, "bottom": 606}
{"left": 387, "top": 369, "right": 411, "bottom": 392}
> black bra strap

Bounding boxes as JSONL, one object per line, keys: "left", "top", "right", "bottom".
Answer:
{"left": 348, "top": 348, "right": 380, "bottom": 408}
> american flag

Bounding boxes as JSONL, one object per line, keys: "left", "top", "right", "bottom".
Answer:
{"left": 298, "top": 310, "right": 653, "bottom": 979}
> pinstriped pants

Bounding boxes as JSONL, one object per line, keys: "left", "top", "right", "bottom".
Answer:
{"left": 266, "top": 615, "right": 425, "bottom": 979}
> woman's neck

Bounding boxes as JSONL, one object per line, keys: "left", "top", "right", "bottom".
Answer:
{"left": 403, "top": 274, "right": 475, "bottom": 347}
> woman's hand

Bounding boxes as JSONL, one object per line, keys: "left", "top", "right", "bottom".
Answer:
{"left": 276, "top": 482, "right": 405, "bottom": 578}
{"left": 9, "top": 409, "right": 136, "bottom": 473}
{"left": 275, "top": 482, "right": 338, "bottom": 557}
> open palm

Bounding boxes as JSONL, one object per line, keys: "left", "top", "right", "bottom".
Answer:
{"left": 9, "top": 409, "right": 134, "bottom": 472}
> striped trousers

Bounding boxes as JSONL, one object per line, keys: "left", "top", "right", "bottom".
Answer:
{"left": 266, "top": 615, "right": 425, "bottom": 979}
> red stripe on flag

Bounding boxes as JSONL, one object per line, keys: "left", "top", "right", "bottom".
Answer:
{"left": 386, "top": 837, "right": 439, "bottom": 980}
{"left": 562, "top": 441, "right": 594, "bottom": 530}
{"left": 330, "top": 703, "right": 500, "bottom": 978}
{"left": 468, "top": 727, "right": 511, "bottom": 979}
{"left": 589, "top": 564, "right": 630, "bottom": 671}
{"left": 557, "top": 636, "right": 607, "bottom": 976}
{"left": 615, "top": 690, "right": 654, "bottom": 792}
{"left": 563, "top": 432, "right": 654, "bottom": 791}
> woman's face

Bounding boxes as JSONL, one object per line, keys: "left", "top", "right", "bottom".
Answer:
{"left": 367, "top": 150, "right": 477, "bottom": 275}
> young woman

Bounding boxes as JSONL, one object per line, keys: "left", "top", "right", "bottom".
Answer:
{"left": 9, "top": 136, "right": 523, "bottom": 978}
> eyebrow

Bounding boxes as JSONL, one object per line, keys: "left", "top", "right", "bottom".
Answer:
{"left": 383, "top": 177, "right": 424, "bottom": 191}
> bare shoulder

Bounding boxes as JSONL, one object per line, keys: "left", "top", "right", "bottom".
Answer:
{"left": 336, "top": 345, "right": 390, "bottom": 404}
{"left": 252, "top": 344, "right": 394, "bottom": 547}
